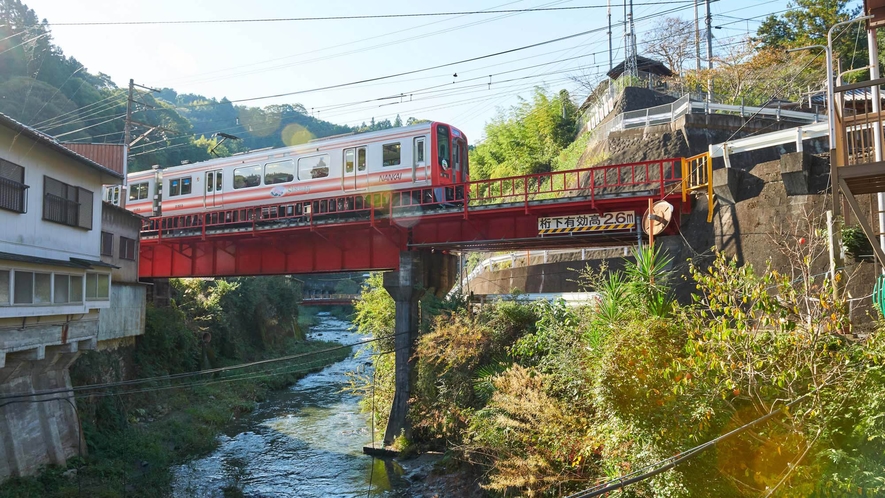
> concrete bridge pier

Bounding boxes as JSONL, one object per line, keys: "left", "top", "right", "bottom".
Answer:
{"left": 382, "top": 250, "right": 457, "bottom": 445}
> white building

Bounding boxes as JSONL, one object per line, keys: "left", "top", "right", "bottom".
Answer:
{"left": 0, "top": 112, "right": 123, "bottom": 479}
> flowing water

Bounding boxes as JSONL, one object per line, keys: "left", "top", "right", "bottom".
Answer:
{"left": 172, "top": 313, "right": 410, "bottom": 497}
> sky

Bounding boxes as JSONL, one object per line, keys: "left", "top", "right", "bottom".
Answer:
{"left": 24, "top": 0, "right": 795, "bottom": 142}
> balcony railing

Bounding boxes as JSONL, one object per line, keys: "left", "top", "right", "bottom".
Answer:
{"left": 0, "top": 176, "right": 28, "bottom": 213}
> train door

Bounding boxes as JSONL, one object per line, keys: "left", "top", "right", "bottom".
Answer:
{"left": 205, "top": 169, "right": 223, "bottom": 208}
{"left": 343, "top": 146, "right": 367, "bottom": 192}
{"left": 412, "top": 136, "right": 427, "bottom": 182}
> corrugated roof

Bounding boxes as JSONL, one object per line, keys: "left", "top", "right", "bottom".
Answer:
{"left": 61, "top": 143, "right": 124, "bottom": 175}
{"left": 0, "top": 112, "right": 124, "bottom": 181}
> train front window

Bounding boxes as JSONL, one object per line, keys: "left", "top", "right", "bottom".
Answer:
{"left": 436, "top": 125, "right": 450, "bottom": 169}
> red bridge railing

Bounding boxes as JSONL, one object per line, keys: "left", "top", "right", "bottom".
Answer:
{"left": 141, "top": 158, "right": 685, "bottom": 240}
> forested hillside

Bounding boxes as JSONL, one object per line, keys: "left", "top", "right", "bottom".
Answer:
{"left": 0, "top": 0, "right": 419, "bottom": 172}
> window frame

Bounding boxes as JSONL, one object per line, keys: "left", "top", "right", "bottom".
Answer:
{"left": 119, "top": 236, "right": 137, "bottom": 261}
{"left": 297, "top": 154, "right": 331, "bottom": 180}
{"left": 101, "top": 231, "right": 113, "bottom": 256}
{"left": 129, "top": 182, "right": 149, "bottom": 201}
{"left": 85, "top": 272, "right": 110, "bottom": 301}
{"left": 43, "top": 176, "right": 93, "bottom": 230}
{"left": 233, "top": 164, "right": 262, "bottom": 189}
{"left": 382, "top": 142, "right": 401, "bottom": 167}
{"left": 264, "top": 159, "right": 296, "bottom": 185}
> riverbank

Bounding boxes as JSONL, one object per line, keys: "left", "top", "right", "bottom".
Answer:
{"left": 0, "top": 338, "right": 350, "bottom": 498}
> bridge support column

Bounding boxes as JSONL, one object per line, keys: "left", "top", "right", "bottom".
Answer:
{"left": 382, "top": 250, "right": 457, "bottom": 446}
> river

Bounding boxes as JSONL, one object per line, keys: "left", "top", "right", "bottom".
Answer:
{"left": 172, "top": 312, "right": 411, "bottom": 497}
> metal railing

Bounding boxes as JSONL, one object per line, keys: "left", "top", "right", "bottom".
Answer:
{"left": 0, "top": 176, "right": 28, "bottom": 213}
{"left": 682, "top": 152, "right": 714, "bottom": 223}
{"left": 141, "top": 158, "right": 688, "bottom": 241}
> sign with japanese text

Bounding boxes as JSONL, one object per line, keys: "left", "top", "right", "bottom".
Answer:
{"left": 538, "top": 211, "right": 636, "bottom": 234}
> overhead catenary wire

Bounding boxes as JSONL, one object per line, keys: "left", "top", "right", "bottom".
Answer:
{"left": 46, "top": 2, "right": 695, "bottom": 26}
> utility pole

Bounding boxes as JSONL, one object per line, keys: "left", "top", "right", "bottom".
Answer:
{"left": 607, "top": 0, "right": 613, "bottom": 71}
{"left": 122, "top": 79, "right": 134, "bottom": 209}
{"left": 705, "top": 0, "right": 713, "bottom": 102}
{"left": 694, "top": 0, "right": 701, "bottom": 93}
{"left": 625, "top": 0, "right": 638, "bottom": 79}
{"left": 123, "top": 80, "right": 171, "bottom": 210}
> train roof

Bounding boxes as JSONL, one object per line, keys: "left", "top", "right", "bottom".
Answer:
{"left": 141, "top": 122, "right": 459, "bottom": 177}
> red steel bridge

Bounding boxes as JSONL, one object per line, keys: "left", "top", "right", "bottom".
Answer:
{"left": 138, "top": 154, "right": 712, "bottom": 278}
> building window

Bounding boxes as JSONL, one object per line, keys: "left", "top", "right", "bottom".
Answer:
{"left": 129, "top": 182, "right": 149, "bottom": 201}
{"left": 0, "top": 269, "right": 9, "bottom": 305}
{"left": 265, "top": 160, "right": 295, "bottom": 185}
{"left": 13, "top": 271, "right": 33, "bottom": 304}
{"left": 168, "top": 177, "right": 192, "bottom": 197}
{"left": 43, "top": 176, "right": 93, "bottom": 229}
{"left": 382, "top": 143, "right": 401, "bottom": 167}
{"left": 53, "top": 274, "right": 83, "bottom": 304}
{"left": 0, "top": 159, "right": 28, "bottom": 213}
{"left": 3, "top": 269, "right": 90, "bottom": 306}
{"left": 101, "top": 231, "right": 113, "bottom": 256}
{"left": 297, "top": 155, "right": 330, "bottom": 180}
{"left": 85, "top": 272, "right": 110, "bottom": 301}
{"left": 233, "top": 165, "right": 262, "bottom": 189}
{"left": 120, "top": 236, "right": 136, "bottom": 261}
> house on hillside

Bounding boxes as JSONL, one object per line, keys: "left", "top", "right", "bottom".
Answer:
{"left": 0, "top": 112, "right": 124, "bottom": 479}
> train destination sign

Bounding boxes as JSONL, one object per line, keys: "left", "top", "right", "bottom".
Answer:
{"left": 538, "top": 211, "right": 636, "bottom": 234}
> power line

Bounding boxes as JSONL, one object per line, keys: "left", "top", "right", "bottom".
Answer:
{"left": 47, "top": 2, "right": 694, "bottom": 27}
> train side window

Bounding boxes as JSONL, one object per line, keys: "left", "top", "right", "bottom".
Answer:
{"left": 129, "top": 182, "right": 149, "bottom": 201}
{"left": 357, "top": 148, "right": 366, "bottom": 172}
{"left": 206, "top": 172, "right": 214, "bottom": 193}
{"left": 298, "top": 155, "right": 330, "bottom": 180}
{"left": 169, "top": 178, "right": 180, "bottom": 197}
{"left": 414, "top": 137, "right": 425, "bottom": 164}
{"left": 265, "top": 159, "right": 295, "bottom": 185}
{"left": 382, "top": 143, "right": 401, "bottom": 167}
{"left": 181, "top": 177, "right": 192, "bottom": 195}
{"left": 216, "top": 172, "right": 223, "bottom": 191}
{"left": 234, "top": 165, "right": 262, "bottom": 189}
{"left": 344, "top": 149, "right": 355, "bottom": 173}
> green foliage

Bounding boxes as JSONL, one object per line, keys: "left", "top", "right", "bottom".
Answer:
{"left": 842, "top": 225, "right": 873, "bottom": 260}
{"left": 469, "top": 88, "right": 578, "bottom": 180}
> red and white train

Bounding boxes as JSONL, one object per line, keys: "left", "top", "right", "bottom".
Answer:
{"left": 109, "top": 122, "right": 468, "bottom": 217}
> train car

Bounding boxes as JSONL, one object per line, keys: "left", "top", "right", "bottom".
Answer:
{"left": 120, "top": 121, "right": 468, "bottom": 218}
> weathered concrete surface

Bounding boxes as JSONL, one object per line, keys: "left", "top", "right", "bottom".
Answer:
{"left": 382, "top": 250, "right": 457, "bottom": 445}
{"left": 98, "top": 282, "right": 146, "bottom": 344}
{"left": 0, "top": 349, "right": 85, "bottom": 480}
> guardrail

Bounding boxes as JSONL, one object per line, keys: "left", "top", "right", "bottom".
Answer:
{"left": 584, "top": 94, "right": 822, "bottom": 149}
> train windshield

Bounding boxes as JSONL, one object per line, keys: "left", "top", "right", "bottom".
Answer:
{"left": 436, "top": 125, "right": 450, "bottom": 169}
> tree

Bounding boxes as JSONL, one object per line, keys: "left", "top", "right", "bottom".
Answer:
{"left": 643, "top": 17, "right": 696, "bottom": 76}
{"left": 393, "top": 114, "right": 403, "bottom": 127}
